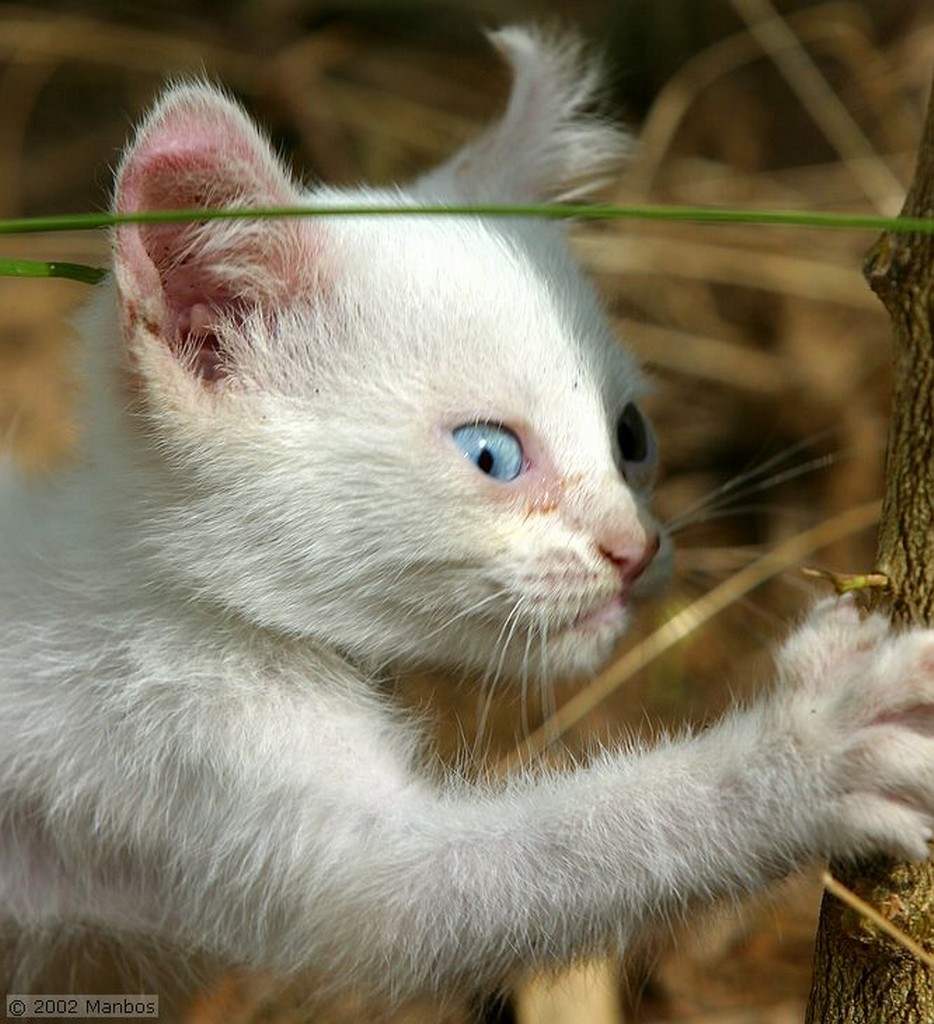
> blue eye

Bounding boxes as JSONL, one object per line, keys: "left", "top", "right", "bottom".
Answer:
{"left": 452, "top": 423, "right": 524, "bottom": 482}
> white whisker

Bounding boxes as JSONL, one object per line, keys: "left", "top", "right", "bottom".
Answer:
{"left": 472, "top": 594, "right": 531, "bottom": 759}
{"left": 519, "top": 613, "right": 537, "bottom": 739}
{"left": 535, "top": 613, "right": 558, "bottom": 744}
{"left": 418, "top": 586, "right": 512, "bottom": 645}
{"left": 666, "top": 448, "right": 839, "bottom": 535}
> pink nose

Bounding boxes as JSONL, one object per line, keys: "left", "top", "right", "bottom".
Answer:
{"left": 598, "top": 534, "right": 660, "bottom": 584}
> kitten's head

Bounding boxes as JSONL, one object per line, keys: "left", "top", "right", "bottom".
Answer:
{"left": 109, "top": 26, "right": 669, "bottom": 682}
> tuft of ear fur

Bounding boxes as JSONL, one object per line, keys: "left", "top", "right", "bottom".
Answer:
{"left": 414, "top": 25, "right": 631, "bottom": 202}
{"left": 112, "top": 82, "right": 317, "bottom": 383}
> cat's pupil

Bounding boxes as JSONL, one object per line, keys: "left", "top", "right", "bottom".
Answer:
{"left": 617, "top": 403, "right": 648, "bottom": 463}
{"left": 477, "top": 446, "right": 495, "bottom": 474}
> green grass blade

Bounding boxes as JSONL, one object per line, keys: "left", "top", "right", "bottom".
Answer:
{"left": 1, "top": 202, "right": 931, "bottom": 288}
{"left": 0, "top": 258, "right": 106, "bottom": 284}
{"left": 0, "top": 203, "right": 931, "bottom": 236}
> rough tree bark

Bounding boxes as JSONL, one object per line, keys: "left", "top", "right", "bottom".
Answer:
{"left": 805, "top": 78, "right": 934, "bottom": 1023}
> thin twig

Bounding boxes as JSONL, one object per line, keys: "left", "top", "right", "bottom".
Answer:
{"left": 729, "top": 0, "right": 904, "bottom": 214}
{"left": 821, "top": 870, "right": 934, "bottom": 971}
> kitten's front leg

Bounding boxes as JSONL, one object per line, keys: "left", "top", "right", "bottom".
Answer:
{"left": 364, "top": 597, "right": 934, "bottom": 992}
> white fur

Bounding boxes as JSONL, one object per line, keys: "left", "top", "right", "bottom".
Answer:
{"left": 2, "top": 25, "right": 934, "bottom": 1002}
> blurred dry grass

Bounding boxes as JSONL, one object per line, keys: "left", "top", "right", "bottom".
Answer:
{"left": 1, "top": 1, "right": 933, "bottom": 1022}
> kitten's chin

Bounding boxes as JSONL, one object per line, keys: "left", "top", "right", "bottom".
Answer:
{"left": 546, "top": 598, "right": 633, "bottom": 676}
{"left": 396, "top": 601, "right": 630, "bottom": 684}
{"left": 467, "top": 595, "right": 633, "bottom": 682}
{"left": 569, "top": 591, "right": 629, "bottom": 635}
{"left": 377, "top": 585, "right": 643, "bottom": 683}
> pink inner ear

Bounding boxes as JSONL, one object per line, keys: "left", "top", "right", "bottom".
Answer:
{"left": 171, "top": 298, "right": 232, "bottom": 383}
{"left": 114, "top": 91, "right": 304, "bottom": 381}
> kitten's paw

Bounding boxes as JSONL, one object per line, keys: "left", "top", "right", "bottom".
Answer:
{"left": 776, "top": 597, "right": 934, "bottom": 862}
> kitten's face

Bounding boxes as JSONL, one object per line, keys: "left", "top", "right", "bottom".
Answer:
{"left": 112, "top": 75, "right": 666, "bottom": 684}
{"left": 126, "top": 215, "right": 667, "bottom": 681}
{"left": 315, "top": 218, "right": 667, "bottom": 680}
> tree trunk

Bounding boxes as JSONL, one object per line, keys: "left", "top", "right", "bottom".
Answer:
{"left": 805, "top": 77, "right": 934, "bottom": 1023}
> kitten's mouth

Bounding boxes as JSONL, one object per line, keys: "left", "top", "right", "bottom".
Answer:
{"left": 569, "top": 591, "right": 628, "bottom": 635}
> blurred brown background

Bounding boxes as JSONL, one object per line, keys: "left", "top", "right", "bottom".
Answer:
{"left": 1, "top": 1, "right": 932, "bottom": 1022}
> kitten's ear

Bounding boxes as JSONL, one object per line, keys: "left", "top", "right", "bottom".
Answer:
{"left": 415, "top": 25, "right": 631, "bottom": 203}
{"left": 112, "top": 83, "right": 315, "bottom": 382}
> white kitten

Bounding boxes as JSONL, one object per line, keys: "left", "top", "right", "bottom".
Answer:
{"left": 2, "top": 25, "right": 933, "bottom": 1002}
